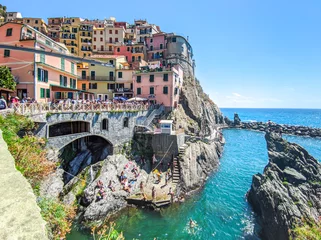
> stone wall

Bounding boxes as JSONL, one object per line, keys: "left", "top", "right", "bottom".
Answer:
{"left": 0, "top": 130, "right": 48, "bottom": 240}
{"left": 34, "top": 110, "right": 150, "bottom": 150}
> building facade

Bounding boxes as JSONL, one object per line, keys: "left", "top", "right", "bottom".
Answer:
{"left": 22, "top": 18, "right": 48, "bottom": 35}
{"left": 0, "top": 22, "right": 83, "bottom": 102}
{"left": 133, "top": 63, "right": 183, "bottom": 108}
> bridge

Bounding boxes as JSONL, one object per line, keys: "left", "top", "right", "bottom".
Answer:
{"left": 8, "top": 103, "right": 163, "bottom": 152}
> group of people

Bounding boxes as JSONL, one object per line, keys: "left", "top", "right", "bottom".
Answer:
{"left": 0, "top": 96, "right": 36, "bottom": 110}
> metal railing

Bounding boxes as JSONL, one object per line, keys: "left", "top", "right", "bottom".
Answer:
{"left": 77, "top": 76, "right": 116, "bottom": 81}
{"left": 13, "top": 102, "right": 149, "bottom": 115}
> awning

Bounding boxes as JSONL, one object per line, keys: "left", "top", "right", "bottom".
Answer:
{"left": 0, "top": 87, "right": 14, "bottom": 93}
{"left": 50, "top": 85, "right": 94, "bottom": 94}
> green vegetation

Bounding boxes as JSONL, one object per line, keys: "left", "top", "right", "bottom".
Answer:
{"left": 291, "top": 219, "right": 321, "bottom": 240}
{"left": 0, "top": 114, "right": 75, "bottom": 239}
{"left": 91, "top": 222, "right": 124, "bottom": 240}
{"left": 0, "top": 4, "right": 7, "bottom": 18}
{"left": 308, "top": 200, "right": 313, "bottom": 208}
{"left": 38, "top": 198, "right": 76, "bottom": 240}
{"left": 0, "top": 66, "right": 16, "bottom": 90}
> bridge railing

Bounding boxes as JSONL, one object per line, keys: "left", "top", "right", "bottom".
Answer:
{"left": 13, "top": 102, "right": 149, "bottom": 115}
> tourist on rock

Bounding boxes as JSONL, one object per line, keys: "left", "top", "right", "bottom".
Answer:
{"left": 152, "top": 186, "right": 156, "bottom": 201}
{"left": 123, "top": 178, "right": 131, "bottom": 193}
{"left": 119, "top": 171, "right": 127, "bottom": 183}
{"left": 96, "top": 180, "right": 104, "bottom": 189}
{"left": 108, "top": 180, "right": 115, "bottom": 192}
{"left": 97, "top": 188, "right": 106, "bottom": 201}
{"left": 140, "top": 182, "right": 144, "bottom": 193}
{"left": 165, "top": 172, "right": 169, "bottom": 185}
{"left": 152, "top": 154, "right": 158, "bottom": 166}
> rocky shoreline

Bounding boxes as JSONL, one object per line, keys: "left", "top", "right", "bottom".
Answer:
{"left": 247, "top": 131, "right": 321, "bottom": 240}
{"left": 225, "top": 113, "right": 321, "bottom": 138}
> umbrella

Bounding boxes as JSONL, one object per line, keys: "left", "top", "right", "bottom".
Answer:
{"left": 127, "top": 97, "right": 148, "bottom": 102}
{"left": 113, "top": 96, "right": 128, "bottom": 101}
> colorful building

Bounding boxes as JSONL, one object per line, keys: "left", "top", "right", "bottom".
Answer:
{"left": 133, "top": 63, "right": 183, "bottom": 109}
{"left": 146, "top": 32, "right": 167, "bottom": 64}
{"left": 135, "top": 20, "right": 159, "bottom": 44}
{"left": 60, "top": 17, "right": 82, "bottom": 56}
{"left": 5, "top": 12, "right": 22, "bottom": 22}
{"left": 0, "top": 22, "right": 90, "bottom": 102}
{"left": 79, "top": 22, "right": 93, "bottom": 57}
{"left": 47, "top": 17, "right": 64, "bottom": 42}
{"left": 22, "top": 18, "right": 48, "bottom": 35}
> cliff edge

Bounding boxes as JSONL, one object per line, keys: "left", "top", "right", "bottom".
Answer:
{"left": 0, "top": 130, "right": 48, "bottom": 240}
{"left": 248, "top": 132, "right": 321, "bottom": 240}
{"left": 170, "top": 76, "right": 224, "bottom": 136}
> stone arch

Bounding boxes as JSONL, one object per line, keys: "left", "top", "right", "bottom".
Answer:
{"left": 48, "top": 120, "right": 91, "bottom": 138}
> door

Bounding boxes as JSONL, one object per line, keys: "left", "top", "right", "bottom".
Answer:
{"left": 91, "top": 71, "right": 95, "bottom": 80}
{"left": 104, "top": 94, "right": 108, "bottom": 101}
{"left": 109, "top": 71, "right": 114, "bottom": 80}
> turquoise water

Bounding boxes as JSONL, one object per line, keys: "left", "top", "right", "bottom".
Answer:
{"left": 221, "top": 108, "right": 321, "bottom": 128}
{"left": 67, "top": 109, "right": 321, "bottom": 239}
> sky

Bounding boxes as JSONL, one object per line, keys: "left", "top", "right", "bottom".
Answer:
{"left": 3, "top": 0, "right": 321, "bottom": 108}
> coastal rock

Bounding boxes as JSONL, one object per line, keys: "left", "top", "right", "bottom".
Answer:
{"left": 234, "top": 113, "right": 241, "bottom": 125}
{"left": 170, "top": 76, "right": 225, "bottom": 136}
{"left": 180, "top": 141, "right": 222, "bottom": 192}
{"left": 40, "top": 168, "right": 64, "bottom": 199}
{"left": 79, "top": 154, "right": 148, "bottom": 221}
{"left": 247, "top": 132, "right": 321, "bottom": 240}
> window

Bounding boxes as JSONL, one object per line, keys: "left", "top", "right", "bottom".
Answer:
{"left": 71, "top": 63, "right": 75, "bottom": 74}
{"left": 163, "top": 86, "right": 168, "bottom": 94}
{"left": 137, "top": 87, "right": 141, "bottom": 95}
{"left": 100, "top": 37, "right": 103, "bottom": 42}
{"left": 117, "top": 48, "right": 120, "bottom": 52}
{"left": 172, "top": 37, "right": 176, "bottom": 42}
{"left": 4, "top": 49, "right": 10, "bottom": 57}
{"left": 150, "top": 38, "right": 153, "bottom": 43}
{"left": 94, "top": 45, "right": 96, "bottom": 50}
{"left": 118, "top": 72, "right": 122, "bottom": 78}
{"left": 40, "top": 88, "right": 45, "bottom": 98}
{"left": 35, "top": 20, "right": 38, "bottom": 24}
{"left": 109, "top": 46, "right": 112, "bottom": 51}
{"left": 150, "top": 46, "right": 153, "bottom": 51}
{"left": 101, "top": 46, "right": 104, "bottom": 51}
{"left": 136, "top": 76, "right": 141, "bottom": 83}
{"left": 6, "top": 28, "right": 12, "bottom": 36}
{"left": 174, "top": 87, "right": 178, "bottom": 95}
{"left": 59, "top": 75, "right": 67, "bottom": 86}
{"left": 40, "top": 54, "right": 45, "bottom": 63}
{"left": 131, "top": 56, "right": 135, "bottom": 62}
{"left": 138, "top": 56, "right": 141, "bottom": 61}
{"left": 94, "top": 31, "right": 97, "bottom": 34}
{"left": 91, "top": 71, "right": 95, "bottom": 80}
{"left": 163, "top": 73, "right": 168, "bottom": 81}
{"left": 109, "top": 60, "right": 114, "bottom": 65}
{"left": 123, "top": 117, "right": 129, "bottom": 128}
{"left": 61, "top": 58, "right": 65, "bottom": 70}
{"left": 100, "top": 31, "right": 103, "bottom": 35}
{"left": 102, "top": 119, "right": 108, "bottom": 130}
{"left": 149, "top": 75, "right": 154, "bottom": 82}
{"left": 37, "top": 69, "right": 48, "bottom": 82}
{"left": 160, "top": 44, "right": 163, "bottom": 49}
{"left": 127, "top": 47, "right": 130, "bottom": 51}
{"left": 46, "top": 89, "right": 50, "bottom": 98}
{"left": 89, "top": 83, "right": 97, "bottom": 89}
{"left": 109, "top": 37, "right": 112, "bottom": 43}
{"left": 27, "top": 19, "right": 30, "bottom": 23}
{"left": 150, "top": 87, "right": 154, "bottom": 95}
{"left": 115, "top": 30, "right": 118, "bottom": 34}
{"left": 115, "top": 38, "right": 118, "bottom": 42}
{"left": 109, "top": 30, "right": 112, "bottom": 34}
{"left": 82, "top": 83, "right": 86, "bottom": 90}
{"left": 94, "top": 37, "right": 96, "bottom": 41}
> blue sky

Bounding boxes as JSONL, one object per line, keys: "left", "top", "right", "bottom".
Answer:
{"left": 3, "top": 0, "right": 321, "bottom": 108}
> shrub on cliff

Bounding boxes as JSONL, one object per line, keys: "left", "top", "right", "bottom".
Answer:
{"left": 291, "top": 219, "right": 321, "bottom": 240}
{"left": 0, "top": 114, "right": 55, "bottom": 187}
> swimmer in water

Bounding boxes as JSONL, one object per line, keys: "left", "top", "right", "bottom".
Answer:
{"left": 189, "top": 218, "right": 197, "bottom": 228}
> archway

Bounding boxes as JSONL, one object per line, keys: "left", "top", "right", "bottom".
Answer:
{"left": 59, "top": 135, "right": 113, "bottom": 183}
{"left": 49, "top": 121, "right": 90, "bottom": 138}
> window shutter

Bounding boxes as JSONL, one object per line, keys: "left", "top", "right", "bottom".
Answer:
{"left": 44, "top": 70, "right": 48, "bottom": 82}
{"left": 37, "top": 68, "right": 41, "bottom": 81}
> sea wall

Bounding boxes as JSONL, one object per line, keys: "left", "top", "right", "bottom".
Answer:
{"left": 225, "top": 114, "right": 321, "bottom": 138}
{"left": 0, "top": 130, "right": 48, "bottom": 240}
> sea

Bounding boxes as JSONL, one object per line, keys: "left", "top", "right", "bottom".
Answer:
{"left": 67, "top": 108, "right": 321, "bottom": 240}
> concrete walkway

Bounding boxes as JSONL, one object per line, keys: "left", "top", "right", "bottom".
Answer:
{"left": 0, "top": 130, "right": 48, "bottom": 240}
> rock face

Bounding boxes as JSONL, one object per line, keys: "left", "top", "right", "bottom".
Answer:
{"left": 79, "top": 155, "right": 149, "bottom": 221}
{"left": 170, "top": 76, "right": 224, "bottom": 136}
{"left": 180, "top": 140, "right": 223, "bottom": 192}
{"left": 0, "top": 130, "right": 48, "bottom": 240}
{"left": 233, "top": 113, "right": 241, "bottom": 125}
{"left": 248, "top": 132, "right": 321, "bottom": 240}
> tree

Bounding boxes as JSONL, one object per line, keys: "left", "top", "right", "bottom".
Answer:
{"left": 0, "top": 66, "right": 16, "bottom": 90}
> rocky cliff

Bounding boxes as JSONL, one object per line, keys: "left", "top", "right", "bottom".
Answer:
{"left": 0, "top": 130, "right": 48, "bottom": 240}
{"left": 179, "top": 140, "right": 223, "bottom": 192}
{"left": 170, "top": 76, "right": 224, "bottom": 137}
{"left": 248, "top": 132, "right": 321, "bottom": 240}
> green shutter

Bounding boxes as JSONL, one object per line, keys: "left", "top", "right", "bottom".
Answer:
{"left": 46, "top": 89, "right": 50, "bottom": 98}
{"left": 71, "top": 63, "right": 75, "bottom": 74}
{"left": 60, "top": 75, "right": 63, "bottom": 86}
{"left": 61, "top": 58, "right": 65, "bottom": 70}
{"left": 44, "top": 70, "right": 48, "bottom": 82}
{"left": 70, "top": 78, "right": 72, "bottom": 88}
{"left": 40, "top": 88, "right": 45, "bottom": 98}
{"left": 37, "top": 68, "right": 41, "bottom": 81}
{"left": 40, "top": 54, "right": 45, "bottom": 63}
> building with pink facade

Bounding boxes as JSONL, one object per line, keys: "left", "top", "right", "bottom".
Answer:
{"left": 145, "top": 32, "right": 167, "bottom": 64}
{"left": 133, "top": 63, "right": 183, "bottom": 109}
{"left": 0, "top": 22, "right": 93, "bottom": 102}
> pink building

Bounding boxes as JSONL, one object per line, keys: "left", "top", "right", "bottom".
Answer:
{"left": 133, "top": 63, "right": 183, "bottom": 109}
{"left": 145, "top": 32, "right": 167, "bottom": 63}
{"left": 114, "top": 43, "right": 146, "bottom": 64}
{"left": 0, "top": 22, "right": 92, "bottom": 102}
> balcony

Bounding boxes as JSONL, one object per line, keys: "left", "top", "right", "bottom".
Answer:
{"left": 61, "top": 34, "right": 76, "bottom": 39}
{"left": 81, "top": 48, "right": 92, "bottom": 52}
{"left": 131, "top": 49, "right": 144, "bottom": 53}
{"left": 114, "top": 88, "right": 133, "bottom": 93}
{"left": 79, "top": 26, "right": 93, "bottom": 31}
{"left": 78, "top": 76, "right": 116, "bottom": 81}
{"left": 65, "top": 43, "right": 77, "bottom": 47}
{"left": 20, "top": 32, "right": 36, "bottom": 41}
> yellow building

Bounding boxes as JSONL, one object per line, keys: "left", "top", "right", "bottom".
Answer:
{"left": 60, "top": 17, "right": 81, "bottom": 56}
{"left": 79, "top": 22, "right": 93, "bottom": 57}
{"left": 115, "top": 63, "right": 134, "bottom": 98}
{"left": 22, "top": 18, "right": 48, "bottom": 35}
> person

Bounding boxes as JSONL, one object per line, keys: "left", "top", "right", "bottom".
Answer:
{"left": 140, "top": 182, "right": 144, "bottom": 193}
{"left": 0, "top": 96, "right": 7, "bottom": 110}
{"left": 123, "top": 178, "right": 131, "bottom": 193}
{"left": 108, "top": 180, "right": 115, "bottom": 192}
{"left": 96, "top": 180, "right": 104, "bottom": 189}
{"left": 152, "top": 186, "right": 156, "bottom": 201}
{"left": 152, "top": 154, "right": 157, "bottom": 166}
{"left": 165, "top": 171, "right": 169, "bottom": 185}
{"left": 119, "top": 171, "right": 127, "bottom": 183}
{"left": 189, "top": 218, "right": 197, "bottom": 228}
{"left": 97, "top": 188, "right": 106, "bottom": 201}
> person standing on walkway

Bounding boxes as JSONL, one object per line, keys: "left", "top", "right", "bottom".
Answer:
{"left": 152, "top": 186, "right": 156, "bottom": 202}
{"left": 0, "top": 96, "right": 7, "bottom": 110}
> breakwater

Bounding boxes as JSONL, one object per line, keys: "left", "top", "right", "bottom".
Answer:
{"left": 225, "top": 114, "right": 321, "bottom": 138}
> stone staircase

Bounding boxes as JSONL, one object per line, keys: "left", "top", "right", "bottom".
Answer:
{"left": 172, "top": 143, "right": 189, "bottom": 188}
{"left": 136, "top": 106, "right": 165, "bottom": 131}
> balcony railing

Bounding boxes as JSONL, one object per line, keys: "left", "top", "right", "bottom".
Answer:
{"left": 114, "top": 88, "right": 133, "bottom": 93}
{"left": 78, "top": 76, "right": 116, "bottom": 81}
{"left": 21, "top": 32, "right": 36, "bottom": 40}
